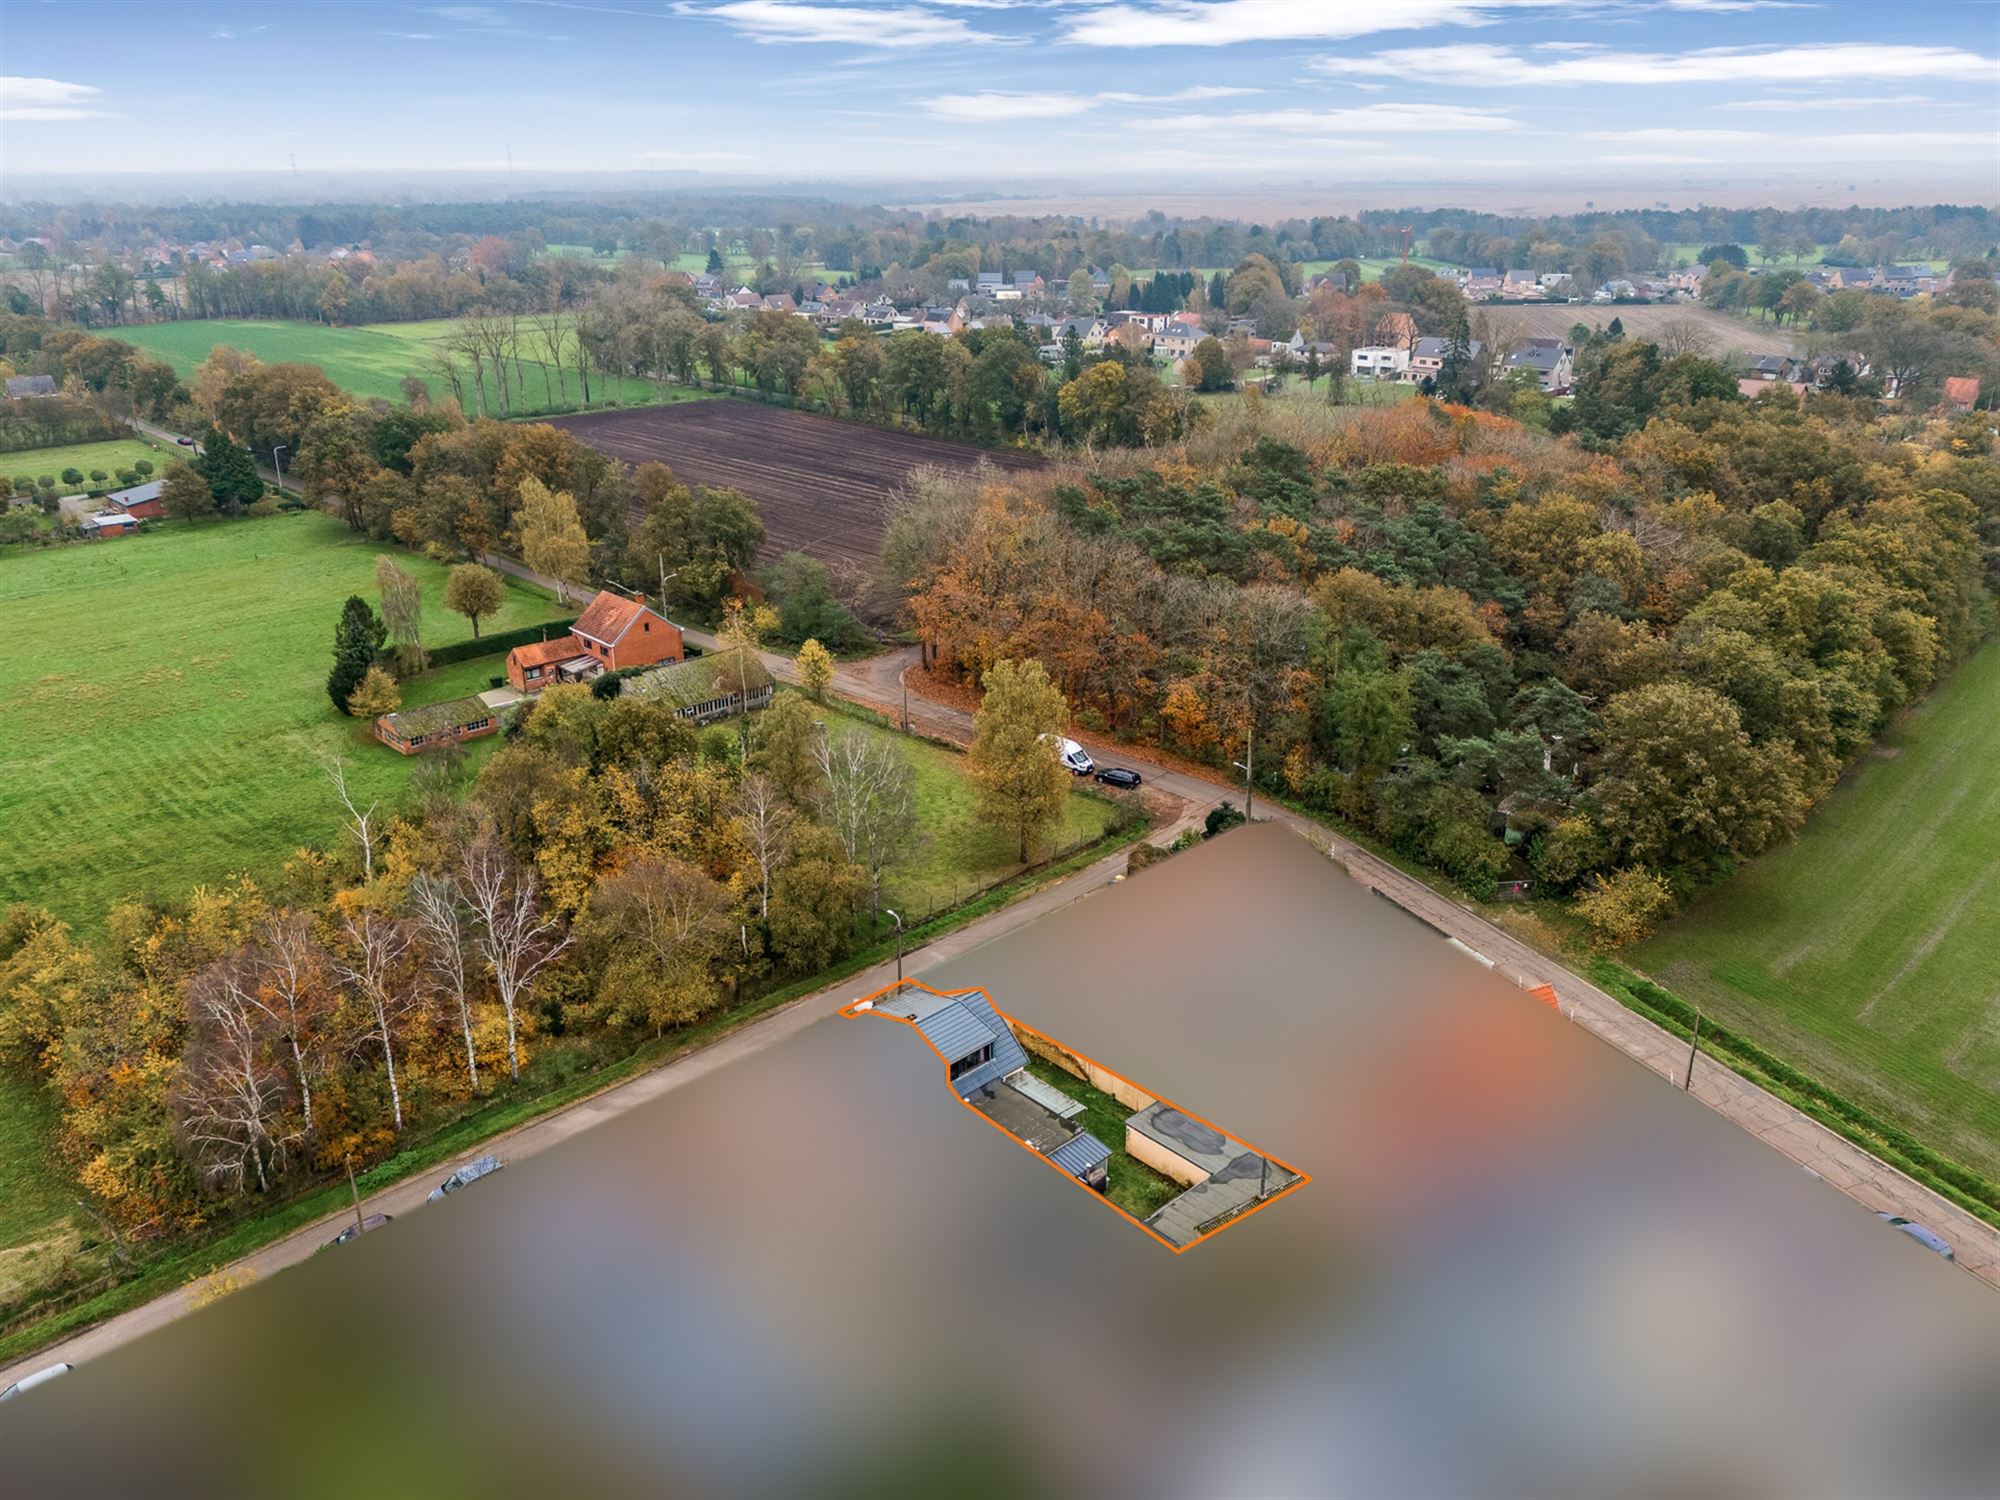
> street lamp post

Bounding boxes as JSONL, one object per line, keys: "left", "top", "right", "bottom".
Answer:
{"left": 1231, "top": 719, "right": 1255, "bottom": 821}
{"left": 271, "top": 444, "right": 287, "bottom": 494}
{"left": 886, "top": 909, "right": 905, "bottom": 983}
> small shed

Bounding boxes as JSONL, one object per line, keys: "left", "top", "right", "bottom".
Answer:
{"left": 80, "top": 511, "right": 139, "bottom": 539}
{"left": 1048, "top": 1131, "right": 1112, "bottom": 1193}
{"left": 375, "top": 695, "right": 501, "bottom": 755}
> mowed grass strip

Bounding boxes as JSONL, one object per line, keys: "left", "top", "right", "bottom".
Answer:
{"left": 114, "top": 318, "right": 706, "bottom": 410}
{"left": 825, "top": 717, "right": 1123, "bottom": 918}
{"left": 1636, "top": 641, "right": 2000, "bottom": 1177}
{"left": 0, "top": 512, "right": 565, "bottom": 924}
{"left": 2, "top": 438, "right": 178, "bottom": 487}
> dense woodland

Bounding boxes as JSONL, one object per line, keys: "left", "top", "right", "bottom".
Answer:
{"left": 891, "top": 376, "right": 1997, "bottom": 939}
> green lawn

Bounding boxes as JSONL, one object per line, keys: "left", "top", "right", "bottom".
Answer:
{"left": 115, "top": 318, "right": 707, "bottom": 412}
{"left": 1635, "top": 641, "right": 2000, "bottom": 1178}
{"left": 0, "top": 512, "right": 565, "bottom": 926}
{"left": 2, "top": 437, "right": 177, "bottom": 489}
{"left": 824, "top": 715, "right": 1123, "bottom": 918}
{"left": 1022, "top": 1058, "right": 1181, "bottom": 1222}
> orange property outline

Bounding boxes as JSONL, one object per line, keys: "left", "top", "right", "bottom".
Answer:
{"left": 838, "top": 978, "right": 1311, "bottom": 1254}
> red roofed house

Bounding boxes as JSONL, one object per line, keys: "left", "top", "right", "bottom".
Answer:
{"left": 1941, "top": 376, "right": 1981, "bottom": 413}
{"left": 506, "top": 589, "right": 684, "bottom": 693}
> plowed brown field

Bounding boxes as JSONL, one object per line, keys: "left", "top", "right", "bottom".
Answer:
{"left": 551, "top": 402, "right": 1046, "bottom": 568}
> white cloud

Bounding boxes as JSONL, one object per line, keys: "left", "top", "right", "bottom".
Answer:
{"left": 1060, "top": 0, "right": 1503, "bottom": 48}
{"left": 1718, "top": 93, "right": 1931, "bottom": 110}
{"left": 922, "top": 91, "right": 1095, "bottom": 120}
{"left": 1594, "top": 153, "right": 1717, "bottom": 164}
{"left": 688, "top": 1, "right": 1001, "bottom": 47}
{"left": 1585, "top": 127, "right": 1764, "bottom": 143}
{"left": 1324, "top": 42, "right": 2000, "bottom": 87}
{"left": 0, "top": 77, "right": 113, "bottom": 121}
{"left": 922, "top": 84, "right": 1260, "bottom": 121}
{"left": 210, "top": 24, "right": 270, "bottom": 40}
{"left": 638, "top": 148, "right": 753, "bottom": 161}
{"left": 1152, "top": 102, "right": 1519, "bottom": 134}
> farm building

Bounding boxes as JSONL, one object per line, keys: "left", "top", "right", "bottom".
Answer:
{"left": 625, "top": 651, "right": 775, "bottom": 723}
{"left": 4, "top": 374, "right": 57, "bottom": 399}
{"left": 105, "top": 480, "right": 165, "bottom": 519}
{"left": 505, "top": 589, "right": 684, "bottom": 693}
{"left": 374, "top": 693, "right": 505, "bottom": 754}
{"left": 79, "top": 511, "right": 140, "bottom": 539}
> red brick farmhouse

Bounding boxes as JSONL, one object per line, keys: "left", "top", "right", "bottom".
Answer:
{"left": 506, "top": 589, "right": 684, "bottom": 693}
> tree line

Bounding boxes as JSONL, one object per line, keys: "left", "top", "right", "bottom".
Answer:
{"left": 889, "top": 359, "right": 1995, "bottom": 940}
{"left": 0, "top": 656, "right": 1095, "bottom": 1235}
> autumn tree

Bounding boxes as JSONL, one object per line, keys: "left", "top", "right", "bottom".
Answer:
{"left": 159, "top": 461, "right": 212, "bottom": 524}
{"left": 768, "top": 823, "right": 867, "bottom": 973}
{"left": 347, "top": 664, "right": 402, "bottom": 720}
{"left": 584, "top": 858, "right": 731, "bottom": 1032}
{"left": 969, "top": 658, "right": 1071, "bottom": 862}
{"left": 516, "top": 476, "right": 592, "bottom": 603}
{"left": 1575, "top": 867, "right": 1676, "bottom": 947}
{"left": 246, "top": 913, "right": 336, "bottom": 1140}
{"left": 795, "top": 638, "right": 834, "bottom": 701}
{"left": 444, "top": 562, "right": 506, "bottom": 638}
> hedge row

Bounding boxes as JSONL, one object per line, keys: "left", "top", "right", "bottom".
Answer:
{"left": 428, "top": 617, "right": 575, "bottom": 667}
{"left": 1589, "top": 958, "right": 2000, "bottom": 1227}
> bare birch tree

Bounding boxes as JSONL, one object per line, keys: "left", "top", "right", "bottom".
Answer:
{"left": 460, "top": 837, "right": 570, "bottom": 1081}
{"left": 409, "top": 873, "right": 480, "bottom": 1093}
{"left": 180, "top": 957, "right": 299, "bottom": 1194}
{"left": 319, "top": 751, "right": 380, "bottom": 882}
{"left": 732, "top": 772, "right": 792, "bottom": 922}
{"left": 246, "top": 912, "right": 335, "bottom": 1140}
{"left": 814, "top": 726, "right": 918, "bottom": 918}
{"left": 335, "top": 912, "right": 416, "bottom": 1132}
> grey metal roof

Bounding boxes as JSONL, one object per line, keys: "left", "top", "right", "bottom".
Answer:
{"left": 915, "top": 1001, "right": 1000, "bottom": 1065}
{"left": 1144, "top": 1152, "right": 1299, "bottom": 1247}
{"left": 1049, "top": 1131, "right": 1111, "bottom": 1178}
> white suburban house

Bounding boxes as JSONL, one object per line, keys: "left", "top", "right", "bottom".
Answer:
{"left": 1351, "top": 345, "right": 1412, "bottom": 381}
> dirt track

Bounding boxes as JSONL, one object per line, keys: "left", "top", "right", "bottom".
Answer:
{"left": 551, "top": 401, "right": 1046, "bottom": 568}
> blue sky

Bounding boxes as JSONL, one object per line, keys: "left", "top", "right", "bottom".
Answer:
{"left": 2, "top": 1, "right": 1996, "bottom": 183}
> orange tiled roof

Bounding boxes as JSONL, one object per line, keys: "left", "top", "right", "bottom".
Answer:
{"left": 508, "top": 634, "right": 586, "bottom": 670}
{"left": 571, "top": 590, "right": 655, "bottom": 646}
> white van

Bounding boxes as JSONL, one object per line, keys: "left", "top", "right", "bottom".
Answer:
{"left": 1041, "top": 734, "right": 1094, "bottom": 776}
{"left": 0, "top": 1363, "right": 72, "bottom": 1402}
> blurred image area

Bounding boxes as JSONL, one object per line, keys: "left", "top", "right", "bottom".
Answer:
{"left": 3, "top": 824, "right": 1993, "bottom": 1496}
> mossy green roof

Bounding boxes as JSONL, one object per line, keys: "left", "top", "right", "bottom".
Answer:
{"left": 627, "top": 652, "right": 773, "bottom": 705}
{"left": 381, "top": 694, "right": 495, "bottom": 739}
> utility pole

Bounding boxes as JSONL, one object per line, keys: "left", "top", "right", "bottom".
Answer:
{"left": 345, "top": 1156, "right": 366, "bottom": 1240}
{"left": 657, "top": 557, "right": 679, "bottom": 613}
{"left": 1232, "top": 718, "right": 1255, "bottom": 821}
{"left": 271, "top": 444, "right": 287, "bottom": 494}
{"left": 1683, "top": 1011, "right": 1703, "bottom": 1091}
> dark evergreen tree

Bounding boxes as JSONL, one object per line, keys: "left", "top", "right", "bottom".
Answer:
{"left": 327, "top": 595, "right": 387, "bottom": 713}
{"left": 196, "top": 425, "right": 264, "bottom": 512}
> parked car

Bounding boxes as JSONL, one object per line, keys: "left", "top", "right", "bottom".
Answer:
{"left": 427, "top": 1155, "right": 503, "bottom": 1203}
{"left": 1876, "top": 1212, "right": 1955, "bottom": 1261}
{"left": 1095, "top": 767, "right": 1143, "bottom": 789}
{"left": 175, "top": 435, "right": 195, "bottom": 446}
{"left": 1039, "top": 734, "right": 1094, "bottom": 776}
{"left": 322, "top": 1213, "right": 393, "bottom": 1250}
{"left": 0, "top": 1363, "right": 72, "bottom": 1403}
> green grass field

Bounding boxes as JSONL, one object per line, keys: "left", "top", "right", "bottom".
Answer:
{"left": 115, "top": 318, "right": 705, "bottom": 412}
{"left": 854, "top": 719, "right": 1122, "bottom": 918}
{"left": 1635, "top": 641, "right": 2000, "bottom": 1178}
{"left": 0, "top": 512, "right": 565, "bottom": 925}
{"left": 2, "top": 438, "right": 177, "bottom": 489}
